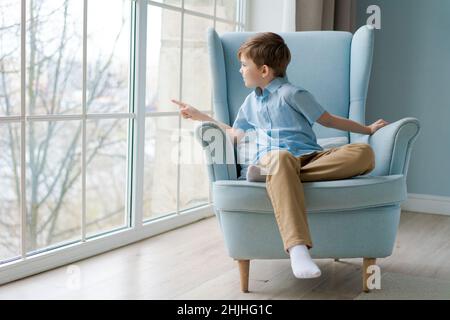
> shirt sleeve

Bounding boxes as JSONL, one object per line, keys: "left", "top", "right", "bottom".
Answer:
{"left": 232, "top": 105, "right": 253, "bottom": 132}
{"left": 285, "top": 89, "right": 326, "bottom": 125}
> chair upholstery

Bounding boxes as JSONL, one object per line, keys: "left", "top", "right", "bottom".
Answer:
{"left": 197, "top": 25, "right": 421, "bottom": 293}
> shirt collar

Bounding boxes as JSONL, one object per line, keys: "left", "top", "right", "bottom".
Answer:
{"left": 255, "top": 76, "right": 289, "bottom": 97}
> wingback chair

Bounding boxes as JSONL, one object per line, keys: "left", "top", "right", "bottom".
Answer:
{"left": 196, "top": 25, "right": 420, "bottom": 293}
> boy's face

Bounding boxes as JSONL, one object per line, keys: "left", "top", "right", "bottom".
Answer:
{"left": 239, "top": 55, "right": 272, "bottom": 88}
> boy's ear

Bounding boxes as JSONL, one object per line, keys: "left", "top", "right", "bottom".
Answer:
{"left": 260, "top": 64, "right": 270, "bottom": 78}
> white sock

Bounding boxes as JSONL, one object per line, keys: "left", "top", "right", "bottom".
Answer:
{"left": 246, "top": 165, "right": 266, "bottom": 182}
{"left": 288, "top": 244, "right": 322, "bottom": 279}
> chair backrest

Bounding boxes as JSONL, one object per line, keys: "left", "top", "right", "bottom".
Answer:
{"left": 207, "top": 25, "right": 375, "bottom": 141}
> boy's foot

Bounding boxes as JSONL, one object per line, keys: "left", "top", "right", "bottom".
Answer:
{"left": 246, "top": 165, "right": 266, "bottom": 182}
{"left": 288, "top": 244, "right": 322, "bottom": 279}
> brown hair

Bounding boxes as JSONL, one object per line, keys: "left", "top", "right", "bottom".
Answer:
{"left": 237, "top": 32, "right": 291, "bottom": 77}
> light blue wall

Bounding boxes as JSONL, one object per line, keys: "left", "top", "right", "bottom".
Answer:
{"left": 356, "top": 0, "right": 450, "bottom": 197}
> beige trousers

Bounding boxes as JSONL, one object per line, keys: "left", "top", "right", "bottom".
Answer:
{"left": 258, "top": 143, "right": 376, "bottom": 254}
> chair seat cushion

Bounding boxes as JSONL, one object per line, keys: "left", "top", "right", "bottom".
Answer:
{"left": 213, "top": 174, "right": 407, "bottom": 214}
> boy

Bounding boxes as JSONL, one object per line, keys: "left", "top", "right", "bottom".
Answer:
{"left": 171, "top": 32, "right": 388, "bottom": 279}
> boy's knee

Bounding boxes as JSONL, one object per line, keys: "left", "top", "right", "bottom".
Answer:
{"left": 261, "top": 149, "right": 293, "bottom": 163}
{"left": 362, "top": 144, "right": 375, "bottom": 165}
{"left": 278, "top": 149, "right": 295, "bottom": 161}
{"left": 259, "top": 149, "right": 297, "bottom": 175}
{"left": 356, "top": 143, "right": 375, "bottom": 172}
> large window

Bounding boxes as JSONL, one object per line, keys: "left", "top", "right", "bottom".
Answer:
{"left": 0, "top": 0, "right": 245, "bottom": 284}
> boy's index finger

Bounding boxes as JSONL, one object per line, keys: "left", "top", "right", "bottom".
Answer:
{"left": 171, "top": 99, "right": 186, "bottom": 108}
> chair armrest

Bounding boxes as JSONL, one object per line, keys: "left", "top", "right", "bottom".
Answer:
{"left": 366, "top": 117, "right": 421, "bottom": 176}
{"left": 194, "top": 121, "right": 238, "bottom": 182}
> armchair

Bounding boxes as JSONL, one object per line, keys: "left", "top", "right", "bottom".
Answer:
{"left": 196, "top": 25, "right": 420, "bottom": 293}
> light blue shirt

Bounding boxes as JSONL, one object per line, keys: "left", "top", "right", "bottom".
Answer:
{"left": 232, "top": 76, "right": 326, "bottom": 179}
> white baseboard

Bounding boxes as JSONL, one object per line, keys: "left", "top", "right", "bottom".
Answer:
{"left": 402, "top": 193, "right": 450, "bottom": 216}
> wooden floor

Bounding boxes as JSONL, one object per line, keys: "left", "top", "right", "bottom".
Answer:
{"left": 0, "top": 210, "right": 449, "bottom": 299}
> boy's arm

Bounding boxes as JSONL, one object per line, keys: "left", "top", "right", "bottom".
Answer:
{"left": 317, "top": 111, "right": 389, "bottom": 135}
{"left": 199, "top": 113, "right": 245, "bottom": 143}
{"left": 171, "top": 99, "right": 244, "bottom": 143}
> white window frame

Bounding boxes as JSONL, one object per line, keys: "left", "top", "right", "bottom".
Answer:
{"left": 0, "top": 0, "right": 246, "bottom": 286}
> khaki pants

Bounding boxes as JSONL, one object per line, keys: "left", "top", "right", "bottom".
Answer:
{"left": 258, "top": 143, "right": 376, "bottom": 254}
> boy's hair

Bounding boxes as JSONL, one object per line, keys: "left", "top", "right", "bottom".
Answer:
{"left": 237, "top": 32, "right": 291, "bottom": 77}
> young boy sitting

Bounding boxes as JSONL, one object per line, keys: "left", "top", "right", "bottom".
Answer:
{"left": 171, "top": 32, "right": 388, "bottom": 279}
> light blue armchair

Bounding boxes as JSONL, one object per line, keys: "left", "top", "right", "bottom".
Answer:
{"left": 196, "top": 25, "right": 420, "bottom": 293}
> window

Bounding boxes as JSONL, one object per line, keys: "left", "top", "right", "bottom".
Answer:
{"left": 0, "top": 0, "right": 245, "bottom": 284}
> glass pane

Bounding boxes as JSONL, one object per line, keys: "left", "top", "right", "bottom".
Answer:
{"left": 146, "top": 5, "right": 181, "bottom": 113}
{"left": 182, "top": 14, "right": 213, "bottom": 110}
{"left": 0, "top": 122, "right": 21, "bottom": 262}
{"left": 184, "top": 0, "right": 214, "bottom": 16}
{"left": 87, "top": 0, "right": 131, "bottom": 113}
{"left": 216, "top": 21, "right": 238, "bottom": 35}
{"left": 0, "top": 0, "right": 21, "bottom": 116}
{"left": 26, "top": 0, "right": 83, "bottom": 115}
{"left": 86, "top": 118, "right": 129, "bottom": 237}
{"left": 179, "top": 118, "right": 209, "bottom": 211}
{"left": 26, "top": 120, "right": 82, "bottom": 254}
{"left": 216, "top": 0, "right": 239, "bottom": 22}
{"left": 143, "top": 116, "right": 178, "bottom": 220}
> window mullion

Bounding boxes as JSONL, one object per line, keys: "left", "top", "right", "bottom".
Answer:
{"left": 208, "top": 0, "right": 217, "bottom": 205}
{"left": 126, "top": 0, "right": 137, "bottom": 229}
{"left": 131, "top": 0, "right": 148, "bottom": 228}
{"left": 175, "top": 0, "right": 185, "bottom": 216}
{"left": 20, "top": 0, "right": 27, "bottom": 259}
{"left": 81, "top": 0, "right": 87, "bottom": 243}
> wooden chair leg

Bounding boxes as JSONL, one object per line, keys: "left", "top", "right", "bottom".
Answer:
{"left": 362, "top": 258, "right": 377, "bottom": 293}
{"left": 237, "top": 259, "right": 250, "bottom": 293}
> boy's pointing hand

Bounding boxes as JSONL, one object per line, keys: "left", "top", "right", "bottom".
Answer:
{"left": 171, "top": 99, "right": 193, "bottom": 119}
{"left": 171, "top": 99, "right": 211, "bottom": 122}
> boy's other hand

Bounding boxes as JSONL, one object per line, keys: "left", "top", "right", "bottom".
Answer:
{"left": 368, "top": 119, "right": 389, "bottom": 135}
{"left": 171, "top": 99, "right": 207, "bottom": 121}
